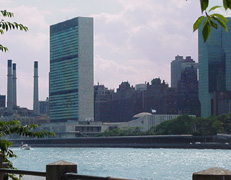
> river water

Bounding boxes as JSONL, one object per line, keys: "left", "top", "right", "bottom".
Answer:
{"left": 9, "top": 147, "right": 231, "bottom": 180}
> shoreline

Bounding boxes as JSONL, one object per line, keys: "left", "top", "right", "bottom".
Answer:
{"left": 9, "top": 135, "right": 231, "bottom": 149}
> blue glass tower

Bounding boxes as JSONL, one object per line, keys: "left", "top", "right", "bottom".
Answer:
{"left": 49, "top": 17, "right": 94, "bottom": 123}
{"left": 199, "top": 18, "right": 231, "bottom": 117}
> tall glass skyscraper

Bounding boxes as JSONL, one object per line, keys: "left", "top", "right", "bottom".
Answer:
{"left": 199, "top": 18, "right": 231, "bottom": 117}
{"left": 49, "top": 17, "right": 94, "bottom": 123}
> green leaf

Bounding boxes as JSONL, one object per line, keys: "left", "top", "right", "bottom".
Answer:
{"left": 0, "top": 10, "right": 14, "bottom": 17}
{"left": 200, "top": 0, "right": 209, "bottom": 13}
{"left": 215, "top": 17, "right": 228, "bottom": 31}
{"left": 0, "top": 45, "right": 8, "bottom": 52}
{"left": 202, "top": 20, "right": 211, "bottom": 42}
{"left": 210, "top": 20, "right": 218, "bottom": 29}
{"left": 212, "top": 13, "right": 228, "bottom": 23}
{"left": 193, "top": 16, "right": 205, "bottom": 32}
{"left": 224, "top": 0, "right": 228, "bottom": 9}
{"left": 209, "top": 6, "right": 221, "bottom": 12}
{"left": 5, "top": 23, "right": 8, "bottom": 31}
{"left": 2, "top": 22, "right": 5, "bottom": 29}
{"left": 223, "top": 0, "right": 231, "bottom": 10}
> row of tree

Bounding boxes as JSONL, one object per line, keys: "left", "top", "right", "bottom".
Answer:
{"left": 100, "top": 113, "right": 231, "bottom": 137}
{"left": 153, "top": 114, "right": 229, "bottom": 136}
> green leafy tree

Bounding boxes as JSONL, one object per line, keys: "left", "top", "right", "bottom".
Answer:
{"left": 154, "top": 115, "right": 195, "bottom": 135}
{"left": 100, "top": 127, "right": 144, "bottom": 137}
{"left": 195, "top": 116, "right": 224, "bottom": 136}
{"left": 217, "top": 113, "right": 231, "bottom": 134}
{"left": 0, "top": 10, "right": 28, "bottom": 52}
{"left": 194, "top": 0, "right": 231, "bottom": 42}
{"left": 0, "top": 121, "right": 54, "bottom": 180}
{"left": 153, "top": 115, "right": 225, "bottom": 136}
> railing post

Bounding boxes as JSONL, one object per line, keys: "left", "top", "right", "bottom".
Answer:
{"left": 192, "top": 167, "right": 231, "bottom": 180}
{"left": 46, "top": 160, "right": 77, "bottom": 180}
{"left": 0, "top": 154, "right": 3, "bottom": 180}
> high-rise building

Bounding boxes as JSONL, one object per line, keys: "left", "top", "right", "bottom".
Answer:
{"left": 171, "top": 55, "right": 184, "bottom": 88}
{"left": 199, "top": 18, "right": 231, "bottom": 117}
{"left": 171, "top": 55, "right": 197, "bottom": 88}
{"left": 94, "top": 84, "right": 113, "bottom": 122}
{"left": 49, "top": 17, "right": 94, "bottom": 123}
{"left": 177, "top": 66, "right": 200, "bottom": 116}
{"left": 39, "top": 98, "right": 49, "bottom": 115}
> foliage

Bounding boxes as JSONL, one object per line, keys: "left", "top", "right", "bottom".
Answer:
{"left": 153, "top": 114, "right": 225, "bottom": 136}
{"left": 99, "top": 114, "right": 231, "bottom": 137}
{"left": 153, "top": 115, "right": 195, "bottom": 135}
{"left": 217, "top": 113, "right": 231, "bottom": 134}
{"left": 0, "top": 10, "right": 28, "bottom": 52}
{"left": 194, "top": 0, "right": 231, "bottom": 42}
{"left": 100, "top": 127, "right": 144, "bottom": 137}
{"left": 0, "top": 121, "right": 54, "bottom": 180}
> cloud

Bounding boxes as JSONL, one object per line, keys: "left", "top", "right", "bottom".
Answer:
{"left": 0, "top": 3, "right": 50, "bottom": 108}
{"left": 60, "top": 7, "right": 78, "bottom": 13}
{"left": 0, "top": 0, "right": 13, "bottom": 6}
{"left": 93, "top": 0, "right": 200, "bottom": 90}
{"left": 0, "top": 0, "right": 201, "bottom": 109}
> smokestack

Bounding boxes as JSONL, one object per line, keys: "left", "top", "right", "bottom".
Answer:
{"left": 12, "top": 63, "right": 17, "bottom": 109}
{"left": 33, "top": 61, "right": 39, "bottom": 115}
{"left": 7, "top": 60, "right": 13, "bottom": 115}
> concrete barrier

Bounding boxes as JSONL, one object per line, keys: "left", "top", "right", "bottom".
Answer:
{"left": 193, "top": 167, "right": 231, "bottom": 180}
{"left": 46, "top": 160, "right": 77, "bottom": 180}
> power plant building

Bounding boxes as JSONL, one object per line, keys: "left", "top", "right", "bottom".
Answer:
{"left": 49, "top": 17, "right": 94, "bottom": 123}
{"left": 5, "top": 59, "right": 40, "bottom": 117}
{"left": 199, "top": 17, "right": 231, "bottom": 117}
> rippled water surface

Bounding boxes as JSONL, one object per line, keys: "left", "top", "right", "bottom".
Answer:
{"left": 10, "top": 148, "right": 231, "bottom": 180}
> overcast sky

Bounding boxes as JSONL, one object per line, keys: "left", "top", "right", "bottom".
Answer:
{"left": 0, "top": 0, "right": 229, "bottom": 109}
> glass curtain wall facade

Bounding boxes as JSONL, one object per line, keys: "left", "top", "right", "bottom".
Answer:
{"left": 199, "top": 18, "right": 231, "bottom": 117}
{"left": 49, "top": 17, "right": 94, "bottom": 123}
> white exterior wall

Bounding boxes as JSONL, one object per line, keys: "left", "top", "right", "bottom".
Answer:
{"left": 118, "top": 114, "right": 180, "bottom": 132}
{"left": 78, "top": 17, "right": 94, "bottom": 122}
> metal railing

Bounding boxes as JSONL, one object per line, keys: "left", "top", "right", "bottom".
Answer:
{"left": 0, "top": 168, "right": 133, "bottom": 180}
{"left": 0, "top": 154, "right": 134, "bottom": 180}
{"left": 0, "top": 168, "right": 46, "bottom": 177}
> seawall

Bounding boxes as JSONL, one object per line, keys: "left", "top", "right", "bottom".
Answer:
{"left": 10, "top": 135, "right": 231, "bottom": 149}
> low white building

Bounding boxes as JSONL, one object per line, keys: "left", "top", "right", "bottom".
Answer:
{"left": 38, "top": 113, "right": 195, "bottom": 137}
{"left": 117, "top": 113, "right": 180, "bottom": 132}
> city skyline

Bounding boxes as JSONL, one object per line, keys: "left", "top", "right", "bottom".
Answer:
{"left": 0, "top": 0, "right": 230, "bottom": 109}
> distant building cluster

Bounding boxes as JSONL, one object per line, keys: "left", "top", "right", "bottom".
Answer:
{"left": 94, "top": 66, "right": 200, "bottom": 123}
{"left": 0, "top": 16, "right": 231, "bottom": 138}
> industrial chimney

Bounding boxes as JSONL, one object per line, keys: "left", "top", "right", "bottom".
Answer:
{"left": 33, "top": 61, "right": 39, "bottom": 115}
{"left": 12, "top": 63, "right": 17, "bottom": 109}
{"left": 7, "top": 60, "right": 13, "bottom": 115}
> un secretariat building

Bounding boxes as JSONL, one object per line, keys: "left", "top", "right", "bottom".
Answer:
{"left": 49, "top": 17, "right": 94, "bottom": 123}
